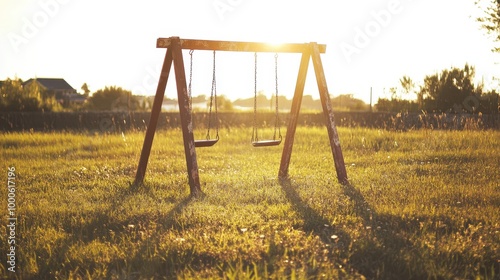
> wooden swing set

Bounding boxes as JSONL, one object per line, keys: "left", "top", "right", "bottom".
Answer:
{"left": 133, "top": 36, "right": 348, "bottom": 196}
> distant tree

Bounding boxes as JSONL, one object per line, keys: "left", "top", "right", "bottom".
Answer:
{"left": 418, "top": 64, "right": 485, "bottom": 112}
{"left": 0, "top": 78, "right": 23, "bottom": 110}
{"left": 216, "top": 95, "right": 234, "bottom": 111}
{"left": 25, "top": 81, "right": 62, "bottom": 111}
{"left": 201, "top": 94, "right": 234, "bottom": 111}
{"left": 255, "top": 91, "right": 269, "bottom": 109}
{"left": 400, "top": 75, "right": 416, "bottom": 99}
{"left": 374, "top": 80, "right": 419, "bottom": 113}
{"left": 375, "top": 98, "right": 418, "bottom": 113}
{"left": 476, "top": 0, "right": 500, "bottom": 52}
{"left": 331, "top": 94, "right": 368, "bottom": 111}
{"left": 301, "top": 95, "right": 321, "bottom": 111}
{"left": 85, "top": 86, "right": 139, "bottom": 111}
{"left": 389, "top": 87, "right": 399, "bottom": 100}
{"left": 476, "top": 1, "right": 500, "bottom": 112}
{"left": 0, "top": 78, "right": 61, "bottom": 112}
{"left": 191, "top": 94, "right": 207, "bottom": 104}
{"left": 419, "top": 74, "right": 439, "bottom": 110}
{"left": 81, "top": 83, "right": 90, "bottom": 97}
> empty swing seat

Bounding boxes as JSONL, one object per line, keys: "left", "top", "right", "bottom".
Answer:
{"left": 251, "top": 52, "right": 282, "bottom": 148}
{"left": 189, "top": 50, "right": 220, "bottom": 149}
{"left": 252, "top": 139, "right": 282, "bottom": 147}
{"left": 194, "top": 138, "right": 219, "bottom": 147}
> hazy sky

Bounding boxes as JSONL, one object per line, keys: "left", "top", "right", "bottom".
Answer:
{"left": 1, "top": 0, "right": 498, "bottom": 103}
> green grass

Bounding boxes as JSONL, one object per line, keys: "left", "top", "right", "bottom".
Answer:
{"left": 0, "top": 127, "right": 499, "bottom": 279}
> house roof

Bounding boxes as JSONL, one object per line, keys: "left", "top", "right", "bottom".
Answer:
{"left": 23, "top": 78, "right": 75, "bottom": 91}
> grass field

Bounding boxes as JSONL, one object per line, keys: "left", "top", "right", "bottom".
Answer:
{"left": 0, "top": 126, "right": 499, "bottom": 279}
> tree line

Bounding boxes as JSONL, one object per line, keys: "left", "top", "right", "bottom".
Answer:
{"left": 2, "top": 70, "right": 498, "bottom": 113}
{"left": 0, "top": 78, "right": 62, "bottom": 112}
{"left": 377, "top": 64, "right": 499, "bottom": 114}
{"left": 0, "top": 78, "right": 370, "bottom": 113}
{"left": 0, "top": 80, "right": 149, "bottom": 112}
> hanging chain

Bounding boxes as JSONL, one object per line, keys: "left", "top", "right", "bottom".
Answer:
{"left": 252, "top": 52, "right": 258, "bottom": 143}
{"left": 188, "top": 50, "right": 194, "bottom": 113}
{"left": 206, "top": 50, "right": 216, "bottom": 140}
{"left": 274, "top": 53, "right": 281, "bottom": 140}
{"left": 213, "top": 50, "right": 219, "bottom": 140}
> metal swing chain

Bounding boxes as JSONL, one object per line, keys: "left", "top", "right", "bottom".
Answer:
{"left": 274, "top": 53, "right": 281, "bottom": 141}
{"left": 213, "top": 50, "right": 219, "bottom": 140}
{"left": 206, "top": 50, "right": 219, "bottom": 140}
{"left": 252, "top": 52, "right": 258, "bottom": 143}
{"left": 188, "top": 50, "right": 194, "bottom": 113}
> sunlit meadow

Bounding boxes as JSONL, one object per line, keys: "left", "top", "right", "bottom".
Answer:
{"left": 0, "top": 126, "right": 499, "bottom": 279}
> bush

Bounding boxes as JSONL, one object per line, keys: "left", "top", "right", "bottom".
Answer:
{"left": 0, "top": 78, "right": 62, "bottom": 112}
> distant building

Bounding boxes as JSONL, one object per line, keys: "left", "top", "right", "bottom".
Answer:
{"left": 23, "top": 78, "right": 86, "bottom": 107}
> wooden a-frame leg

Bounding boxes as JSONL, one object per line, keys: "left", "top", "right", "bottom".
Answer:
{"left": 171, "top": 37, "right": 203, "bottom": 197}
{"left": 311, "top": 43, "right": 348, "bottom": 185}
{"left": 134, "top": 48, "right": 173, "bottom": 186}
{"left": 278, "top": 50, "right": 311, "bottom": 178}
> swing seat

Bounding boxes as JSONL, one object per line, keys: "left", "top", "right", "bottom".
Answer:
{"left": 252, "top": 139, "right": 282, "bottom": 147}
{"left": 194, "top": 138, "right": 219, "bottom": 147}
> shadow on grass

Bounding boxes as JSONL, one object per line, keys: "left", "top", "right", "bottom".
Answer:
{"left": 125, "top": 195, "right": 201, "bottom": 279}
{"left": 339, "top": 182, "right": 418, "bottom": 279}
{"left": 25, "top": 181, "right": 198, "bottom": 279}
{"left": 278, "top": 177, "right": 349, "bottom": 245}
{"left": 278, "top": 177, "right": 433, "bottom": 279}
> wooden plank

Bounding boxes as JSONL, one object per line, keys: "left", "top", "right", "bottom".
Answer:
{"left": 134, "top": 48, "right": 173, "bottom": 186}
{"left": 171, "top": 37, "right": 203, "bottom": 197}
{"left": 310, "top": 43, "right": 349, "bottom": 185}
{"left": 157, "top": 37, "right": 326, "bottom": 53}
{"left": 278, "top": 50, "right": 311, "bottom": 178}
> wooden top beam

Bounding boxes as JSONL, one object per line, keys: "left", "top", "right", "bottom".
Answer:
{"left": 157, "top": 37, "right": 326, "bottom": 53}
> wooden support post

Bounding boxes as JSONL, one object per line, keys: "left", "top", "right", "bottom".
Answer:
{"left": 134, "top": 47, "right": 173, "bottom": 186}
{"left": 278, "top": 50, "right": 310, "bottom": 178}
{"left": 311, "top": 43, "right": 349, "bottom": 185}
{"left": 171, "top": 37, "right": 203, "bottom": 196}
